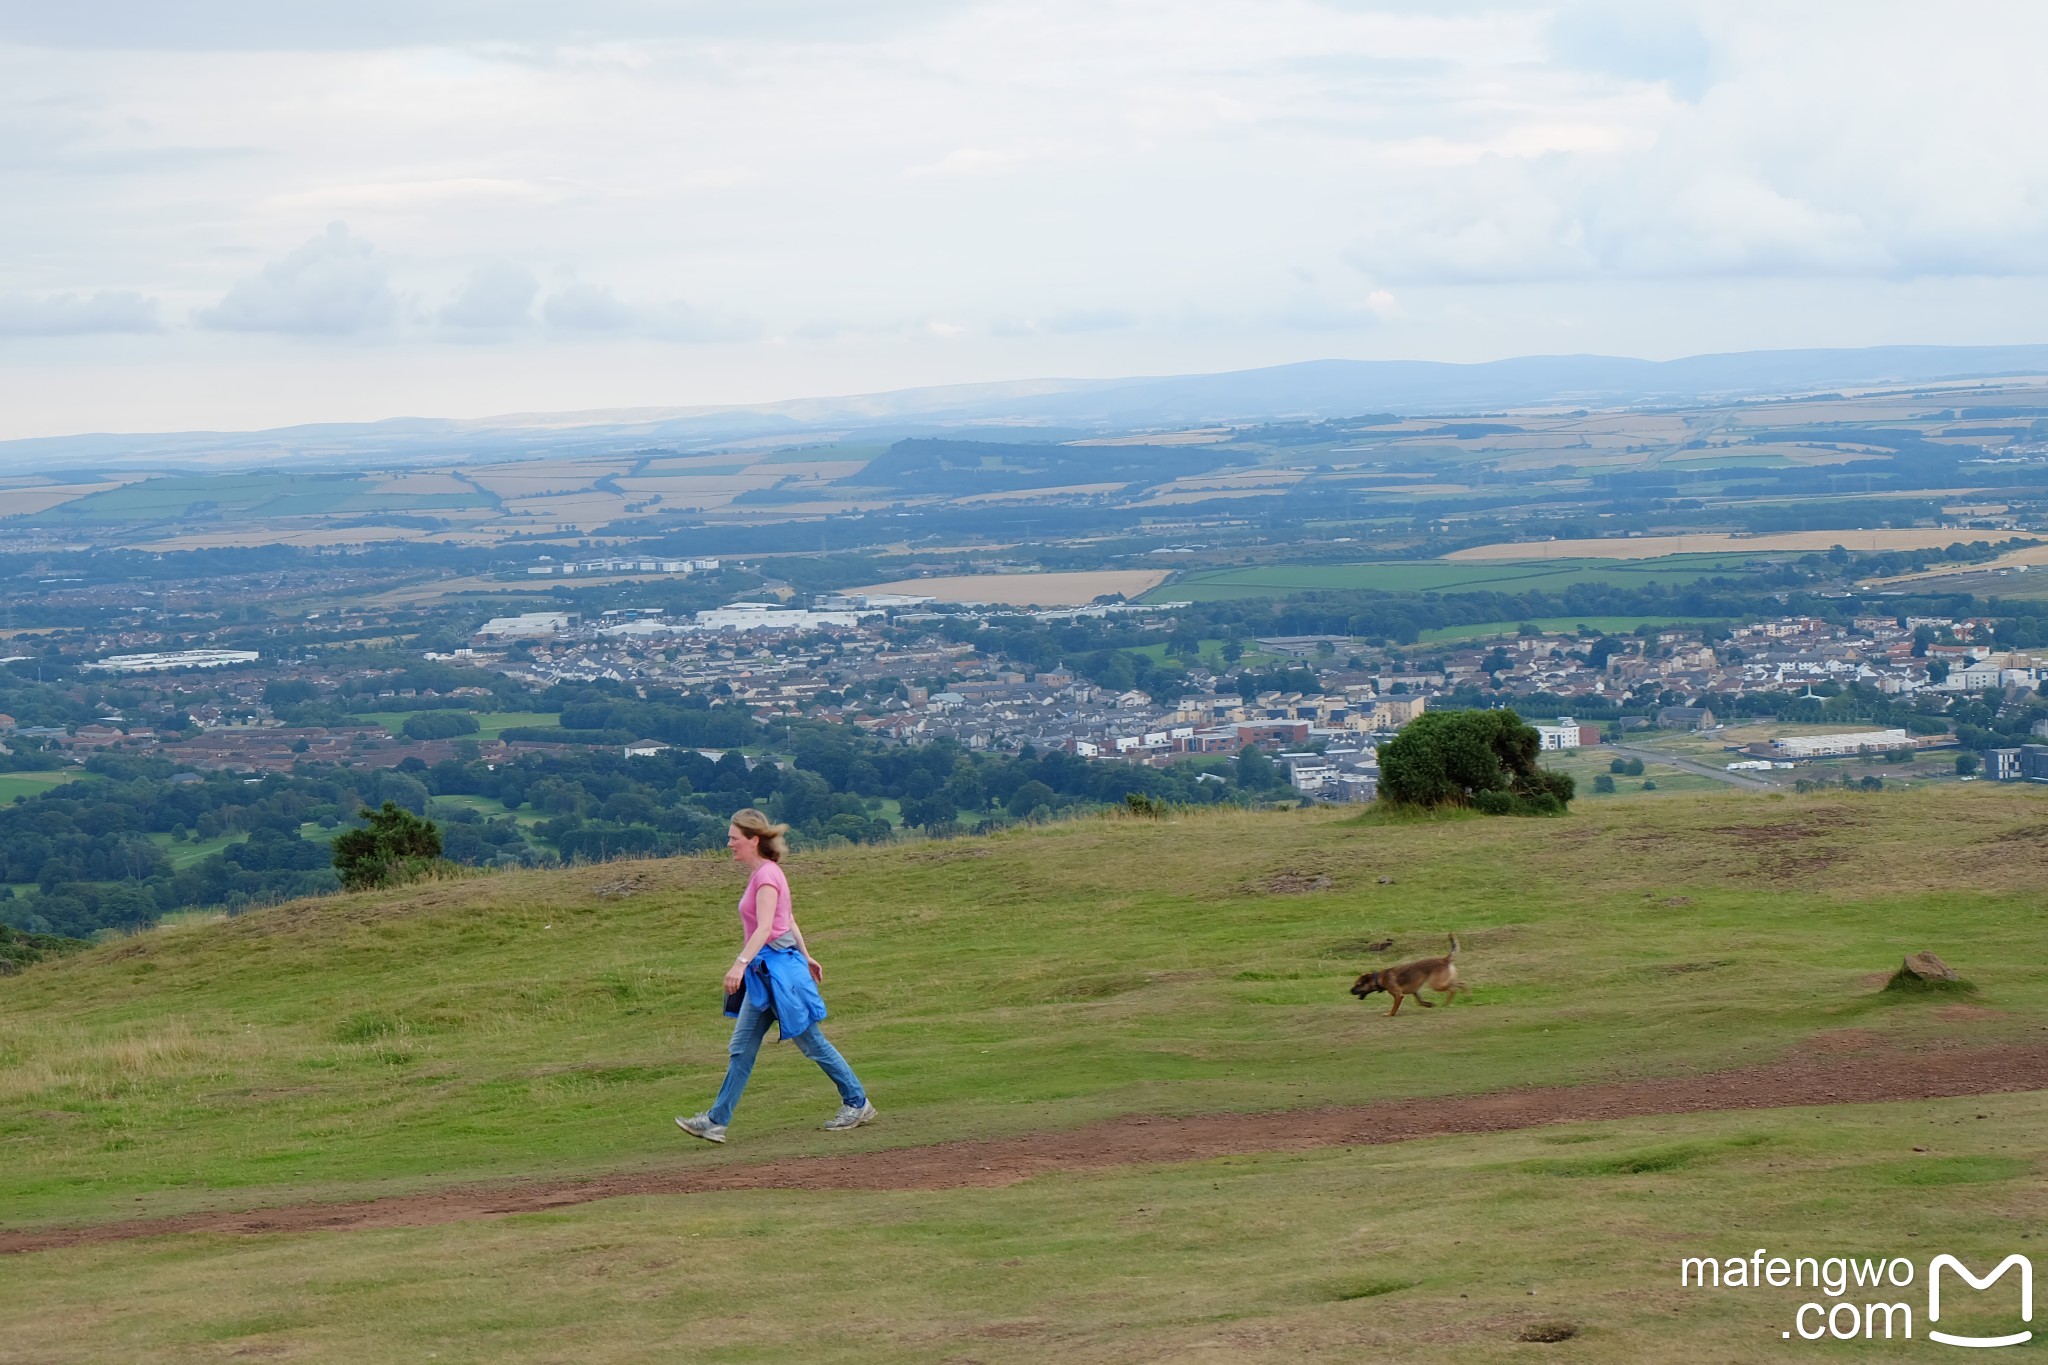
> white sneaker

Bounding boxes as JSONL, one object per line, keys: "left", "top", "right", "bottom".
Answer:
{"left": 823, "top": 1100, "right": 877, "bottom": 1131}
{"left": 675, "top": 1113, "right": 727, "bottom": 1143}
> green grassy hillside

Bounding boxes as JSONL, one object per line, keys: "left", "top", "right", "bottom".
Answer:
{"left": 5, "top": 788, "right": 2047, "bottom": 1361}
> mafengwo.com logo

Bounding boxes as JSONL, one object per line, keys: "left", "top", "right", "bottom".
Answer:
{"left": 1679, "top": 1249, "right": 2032, "bottom": 1346}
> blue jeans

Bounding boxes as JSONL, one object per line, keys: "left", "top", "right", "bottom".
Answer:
{"left": 708, "top": 995, "right": 865, "bottom": 1126}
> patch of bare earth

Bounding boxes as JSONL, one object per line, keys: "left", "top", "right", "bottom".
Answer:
{"left": 7, "top": 1043, "right": 2047, "bottom": 1256}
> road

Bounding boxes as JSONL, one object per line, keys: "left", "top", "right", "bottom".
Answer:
{"left": 1603, "top": 742, "right": 1782, "bottom": 790}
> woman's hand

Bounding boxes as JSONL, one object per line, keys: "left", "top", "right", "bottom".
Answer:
{"left": 806, "top": 956, "right": 824, "bottom": 985}
{"left": 724, "top": 960, "right": 746, "bottom": 995}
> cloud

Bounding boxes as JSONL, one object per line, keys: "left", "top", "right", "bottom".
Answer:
{"left": 0, "top": 290, "right": 160, "bottom": 336}
{"left": 0, "top": 1, "right": 957, "bottom": 50}
{"left": 1547, "top": 2, "right": 1714, "bottom": 101}
{"left": 540, "top": 281, "right": 637, "bottom": 331}
{"left": 990, "top": 309, "right": 1136, "bottom": 337}
{"left": 198, "top": 222, "right": 399, "bottom": 334}
{"left": 438, "top": 261, "right": 539, "bottom": 330}
{"left": 541, "top": 282, "right": 754, "bottom": 341}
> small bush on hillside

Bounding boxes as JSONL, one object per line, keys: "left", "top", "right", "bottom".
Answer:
{"left": 1123, "top": 791, "right": 1170, "bottom": 817}
{"left": 1379, "top": 710, "right": 1574, "bottom": 815}
{"left": 0, "top": 922, "right": 90, "bottom": 973}
{"left": 333, "top": 802, "right": 446, "bottom": 891}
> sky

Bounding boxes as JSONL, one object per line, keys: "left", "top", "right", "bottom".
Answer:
{"left": 1, "top": 0, "right": 2044, "bottom": 439}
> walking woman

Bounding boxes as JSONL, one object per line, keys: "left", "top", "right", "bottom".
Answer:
{"left": 677, "top": 809, "right": 875, "bottom": 1143}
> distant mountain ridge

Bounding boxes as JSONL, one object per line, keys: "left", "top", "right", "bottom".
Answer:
{"left": 7, "top": 343, "right": 2048, "bottom": 473}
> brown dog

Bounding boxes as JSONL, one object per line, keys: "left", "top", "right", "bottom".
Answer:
{"left": 1350, "top": 934, "right": 1464, "bottom": 1016}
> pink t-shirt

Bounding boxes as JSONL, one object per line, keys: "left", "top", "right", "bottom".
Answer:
{"left": 740, "top": 860, "right": 795, "bottom": 946}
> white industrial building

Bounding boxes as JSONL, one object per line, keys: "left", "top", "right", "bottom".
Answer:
{"left": 81, "top": 649, "right": 260, "bottom": 674}
{"left": 1770, "top": 728, "right": 1912, "bottom": 758}
{"left": 693, "top": 603, "right": 882, "bottom": 632}
{"left": 475, "top": 612, "right": 577, "bottom": 640}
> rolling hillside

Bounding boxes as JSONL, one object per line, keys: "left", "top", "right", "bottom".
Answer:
{"left": 5, "top": 788, "right": 2047, "bottom": 1361}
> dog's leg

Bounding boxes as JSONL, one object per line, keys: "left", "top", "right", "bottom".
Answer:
{"left": 1386, "top": 991, "right": 1403, "bottom": 1016}
{"left": 1413, "top": 995, "right": 1434, "bottom": 1007}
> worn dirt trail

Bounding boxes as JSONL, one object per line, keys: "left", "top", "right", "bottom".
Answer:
{"left": 7, "top": 1042, "right": 2043, "bottom": 1256}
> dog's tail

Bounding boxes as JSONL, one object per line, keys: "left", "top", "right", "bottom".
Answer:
{"left": 1447, "top": 932, "right": 1460, "bottom": 960}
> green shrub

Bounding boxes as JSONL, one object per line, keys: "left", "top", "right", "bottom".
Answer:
{"left": 1379, "top": 710, "right": 1574, "bottom": 814}
{"left": 332, "top": 802, "right": 445, "bottom": 891}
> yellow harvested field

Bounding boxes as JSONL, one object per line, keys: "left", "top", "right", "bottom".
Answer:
{"left": 1133, "top": 487, "right": 1290, "bottom": 507}
{"left": 857, "top": 569, "right": 1171, "bottom": 605}
{"left": 467, "top": 461, "right": 631, "bottom": 497}
{"left": 1864, "top": 541, "right": 2048, "bottom": 585}
{"left": 140, "top": 525, "right": 435, "bottom": 550}
{"left": 1069, "top": 428, "right": 1236, "bottom": 446}
{"left": 0, "top": 483, "right": 124, "bottom": 517}
{"left": 371, "top": 473, "right": 472, "bottom": 494}
{"left": 956, "top": 483, "right": 1127, "bottom": 504}
{"left": 1445, "top": 529, "right": 2044, "bottom": 561}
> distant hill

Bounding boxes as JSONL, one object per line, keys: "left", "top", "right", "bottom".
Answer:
{"left": 6, "top": 343, "right": 2048, "bottom": 473}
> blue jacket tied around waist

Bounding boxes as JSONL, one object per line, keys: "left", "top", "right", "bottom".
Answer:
{"left": 727, "top": 943, "right": 828, "bottom": 1040}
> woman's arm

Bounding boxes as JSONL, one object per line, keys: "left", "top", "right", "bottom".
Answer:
{"left": 723, "top": 885, "right": 781, "bottom": 995}
{"left": 787, "top": 914, "right": 823, "bottom": 984}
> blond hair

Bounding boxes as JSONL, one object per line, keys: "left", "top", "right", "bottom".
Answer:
{"left": 729, "top": 807, "right": 790, "bottom": 861}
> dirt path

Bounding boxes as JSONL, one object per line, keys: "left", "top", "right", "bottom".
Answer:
{"left": 7, "top": 1042, "right": 2044, "bottom": 1257}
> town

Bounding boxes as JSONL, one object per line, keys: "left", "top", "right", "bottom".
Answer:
{"left": 19, "top": 594, "right": 2048, "bottom": 793}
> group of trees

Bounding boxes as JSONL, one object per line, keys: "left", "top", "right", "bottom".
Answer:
{"left": 0, "top": 712, "right": 1304, "bottom": 938}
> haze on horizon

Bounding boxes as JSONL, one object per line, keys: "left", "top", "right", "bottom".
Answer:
{"left": 1, "top": 0, "right": 2044, "bottom": 441}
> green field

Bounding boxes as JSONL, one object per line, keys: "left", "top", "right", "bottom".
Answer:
{"left": 1147, "top": 554, "right": 1766, "bottom": 603}
{"left": 53, "top": 473, "right": 375, "bottom": 521}
{"left": 5, "top": 790, "right": 2046, "bottom": 1360}
{"left": 354, "top": 710, "right": 559, "bottom": 741}
{"left": 1417, "top": 615, "right": 1724, "bottom": 643}
{"left": 0, "top": 770, "right": 88, "bottom": 802}
{"left": 144, "top": 830, "right": 249, "bottom": 869}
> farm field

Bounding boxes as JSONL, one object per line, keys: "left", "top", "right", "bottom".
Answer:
{"left": 1445, "top": 530, "right": 2044, "bottom": 562}
{"left": 858, "top": 569, "right": 1170, "bottom": 605}
{"left": 1149, "top": 555, "right": 1761, "bottom": 602}
{"left": 5, "top": 789, "right": 2047, "bottom": 1359}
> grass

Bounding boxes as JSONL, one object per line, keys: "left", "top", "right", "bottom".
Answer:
{"left": 352, "top": 710, "right": 559, "bottom": 741}
{"left": 0, "top": 770, "right": 87, "bottom": 802}
{"left": 1540, "top": 749, "right": 1728, "bottom": 799}
{"left": 8, "top": 1094, "right": 2046, "bottom": 1362}
{"left": 1417, "top": 615, "right": 1722, "bottom": 643}
{"left": 53, "top": 472, "right": 373, "bottom": 521}
{"left": 4, "top": 788, "right": 2047, "bottom": 1359}
{"left": 144, "top": 830, "right": 247, "bottom": 869}
{"left": 1147, "top": 554, "right": 1764, "bottom": 603}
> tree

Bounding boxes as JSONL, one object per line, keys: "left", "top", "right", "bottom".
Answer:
{"left": 1005, "top": 780, "right": 1056, "bottom": 818}
{"left": 1234, "top": 745, "right": 1282, "bottom": 791}
{"left": 1956, "top": 752, "right": 1982, "bottom": 777}
{"left": 1377, "top": 709, "right": 1574, "bottom": 814}
{"left": 332, "top": 802, "right": 444, "bottom": 892}
{"left": 1593, "top": 773, "right": 1616, "bottom": 794}
{"left": 402, "top": 710, "right": 480, "bottom": 740}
